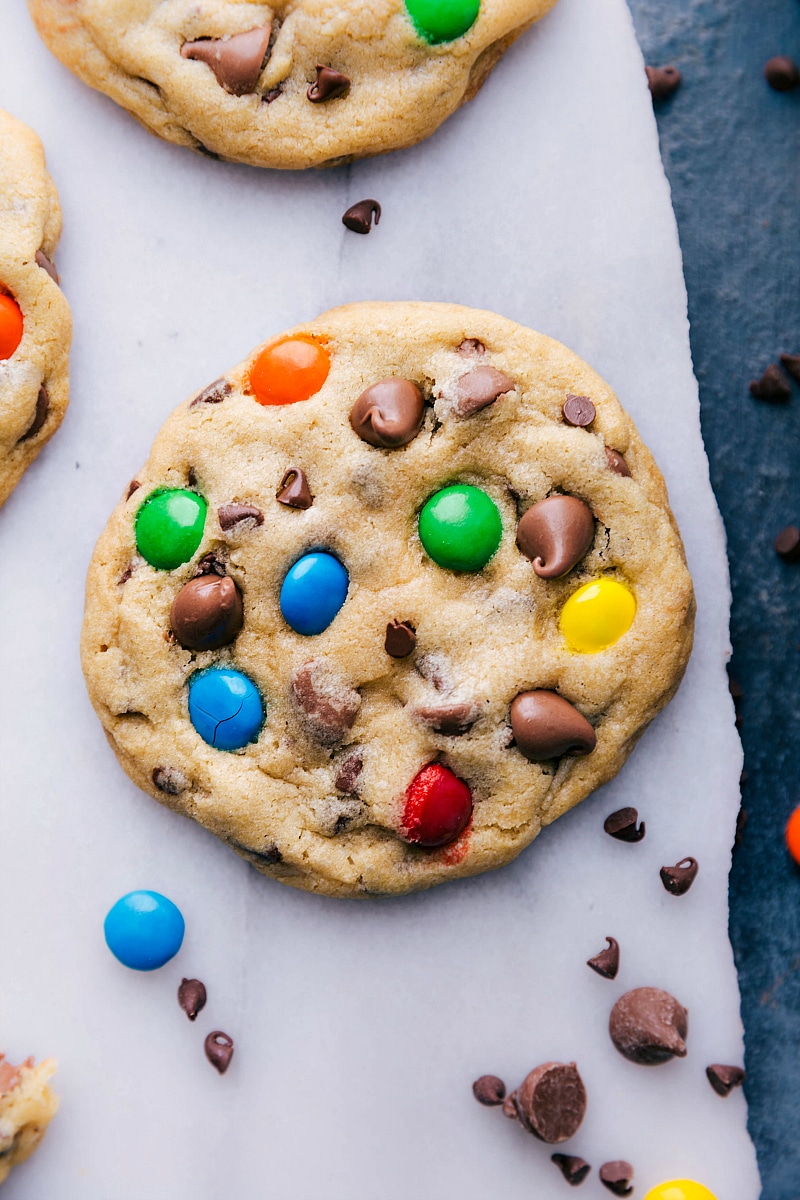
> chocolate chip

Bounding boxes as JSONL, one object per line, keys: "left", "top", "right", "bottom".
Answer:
{"left": 735, "top": 805, "right": 749, "bottom": 847}
{"left": 307, "top": 65, "right": 350, "bottom": 103}
{"left": 290, "top": 659, "right": 361, "bottom": 747}
{"left": 510, "top": 691, "right": 596, "bottom": 760}
{"left": 126, "top": 479, "right": 141, "bottom": 500}
{"left": 19, "top": 386, "right": 49, "bottom": 441}
{"left": 263, "top": 86, "right": 282, "bottom": 103}
{"left": 750, "top": 364, "right": 791, "bottom": 403}
{"left": 181, "top": 26, "right": 271, "bottom": 95}
{"left": 235, "top": 841, "right": 283, "bottom": 865}
{"left": 605, "top": 448, "right": 631, "bottom": 477}
{"left": 562, "top": 394, "right": 596, "bottom": 427}
{"left": 204, "top": 1031, "right": 234, "bottom": 1074}
{"left": 178, "top": 978, "right": 207, "bottom": 1021}
{"left": 646, "top": 64, "right": 682, "bottom": 100}
{"left": 775, "top": 525, "right": 800, "bottom": 561}
{"left": 507, "top": 1062, "right": 587, "bottom": 1143}
{"left": 276, "top": 467, "right": 313, "bottom": 509}
{"left": 600, "top": 1161, "right": 634, "bottom": 1196}
{"left": 350, "top": 378, "right": 424, "bottom": 448}
{"left": 342, "top": 199, "right": 381, "bottom": 234}
{"left": 472, "top": 1075, "right": 506, "bottom": 1106}
{"left": 516, "top": 495, "right": 595, "bottom": 578}
{"left": 587, "top": 937, "right": 620, "bottom": 980}
{"left": 217, "top": 503, "right": 264, "bottom": 532}
{"left": 728, "top": 672, "right": 743, "bottom": 701}
{"left": 604, "top": 807, "right": 645, "bottom": 843}
{"left": 609, "top": 987, "right": 688, "bottom": 1065}
{"left": 412, "top": 701, "right": 480, "bottom": 735}
{"left": 660, "top": 856, "right": 698, "bottom": 895}
{"left": 765, "top": 56, "right": 800, "bottom": 91}
{"left": 551, "top": 1155, "right": 591, "bottom": 1186}
{"left": 152, "top": 766, "right": 190, "bottom": 795}
{"left": 385, "top": 620, "right": 416, "bottom": 658}
{"left": 193, "top": 552, "right": 226, "bottom": 577}
{"left": 706, "top": 1063, "right": 745, "bottom": 1097}
{"left": 454, "top": 366, "right": 515, "bottom": 417}
{"left": 457, "top": 338, "right": 485, "bottom": 356}
{"left": 334, "top": 749, "right": 363, "bottom": 794}
{"left": 170, "top": 575, "right": 243, "bottom": 651}
{"left": 780, "top": 353, "right": 800, "bottom": 384}
{"left": 119, "top": 563, "right": 134, "bottom": 585}
{"left": 35, "top": 249, "right": 59, "bottom": 284}
{"left": 190, "top": 378, "right": 232, "bottom": 407}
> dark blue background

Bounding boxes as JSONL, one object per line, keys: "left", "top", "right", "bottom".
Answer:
{"left": 627, "top": 2, "right": 800, "bottom": 1195}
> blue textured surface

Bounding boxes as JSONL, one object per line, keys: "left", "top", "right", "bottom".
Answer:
{"left": 104, "top": 890, "right": 185, "bottom": 971}
{"left": 280, "top": 551, "right": 349, "bottom": 635}
{"left": 627, "top": 2, "right": 800, "bottom": 1195}
{"left": 188, "top": 666, "right": 264, "bottom": 751}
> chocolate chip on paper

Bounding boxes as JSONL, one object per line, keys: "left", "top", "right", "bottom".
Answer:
{"left": 587, "top": 937, "right": 620, "bottom": 980}
{"left": 603, "top": 807, "right": 645, "bottom": 843}
{"left": 599, "top": 1160, "right": 634, "bottom": 1196}
{"left": 551, "top": 1154, "right": 591, "bottom": 1186}
{"left": 609, "top": 987, "right": 688, "bottom": 1065}
{"left": 472, "top": 1074, "right": 506, "bottom": 1106}
{"left": 706, "top": 1063, "right": 745, "bottom": 1097}
{"left": 204, "top": 1031, "right": 234, "bottom": 1074}
{"left": 660, "top": 856, "right": 698, "bottom": 896}
{"left": 342, "top": 200, "right": 381, "bottom": 234}
{"left": 178, "top": 978, "right": 207, "bottom": 1021}
{"left": 505, "top": 1062, "right": 587, "bottom": 1143}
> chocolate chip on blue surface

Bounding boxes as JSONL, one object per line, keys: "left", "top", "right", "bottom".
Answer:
{"left": 342, "top": 200, "right": 381, "bottom": 234}
{"left": 472, "top": 1075, "right": 506, "bottom": 1106}
{"left": 660, "top": 856, "right": 698, "bottom": 895}
{"left": 204, "top": 1031, "right": 234, "bottom": 1074}
{"left": 780, "top": 353, "right": 800, "bottom": 384}
{"left": 749, "top": 363, "right": 791, "bottom": 403}
{"left": 609, "top": 987, "right": 688, "bottom": 1065}
{"left": 774, "top": 525, "right": 800, "bottom": 562}
{"left": 178, "top": 978, "right": 207, "bottom": 1021}
{"left": 181, "top": 26, "right": 271, "bottom": 95}
{"left": 587, "top": 937, "right": 620, "bottom": 980}
{"left": 276, "top": 467, "right": 313, "bottom": 509}
{"left": 551, "top": 1154, "right": 591, "bottom": 1186}
{"left": 385, "top": 620, "right": 416, "bottom": 658}
{"left": 706, "top": 1063, "right": 745, "bottom": 1097}
{"left": 562, "top": 394, "right": 595, "bottom": 427}
{"left": 603, "top": 807, "right": 645, "bottom": 842}
{"left": 35, "top": 249, "right": 59, "bottom": 283}
{"left": 190, "top": 377, "right": 232, "bottom": 407}
{"left": 599, "top": 1161, "right": 634, "bottom": 1196}
{"left": 646, "top": 64, "right": 682, "bottom": 100}
{"left": 764, "top": 56, "right": 800, "bottom": 91}
{"left": 307, "top": 65, "right": 350, "bottom": 103}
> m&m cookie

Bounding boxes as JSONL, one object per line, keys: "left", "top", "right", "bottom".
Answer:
{"left": 81, "top": 302, "right": 694, "bottom": 898}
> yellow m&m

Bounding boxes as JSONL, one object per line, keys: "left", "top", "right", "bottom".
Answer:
{"left": 644, "top": 1182, "right": 717, "bottom": 1200}
{"left": 559, "top": 577, "right": 636, "bottom": 653}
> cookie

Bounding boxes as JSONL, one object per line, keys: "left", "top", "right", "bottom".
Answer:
{"left": 0, "top": 1053, "right": 58, "bottom": 1186}
{"left": 81, "top": 302, "right": 694, "bottom": 899}
{"left": 0, "top": 109, "right": 71, "bottom": 507}
{"left": 28, "top": 0, "right": 558, "bottom": 170}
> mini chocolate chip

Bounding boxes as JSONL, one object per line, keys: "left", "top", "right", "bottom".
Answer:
{"left": 119, "top": 563, "right": 134, "bottom": 585}
{"left": 263, "top": 86, "right": 282, "bottom": 103}
{"left": 472, "top": 1075, "right": 506, "bottom": 1106}
{"left": 193, "top": 552, "right": 226, "bottom": 577}
{"left": 218, "top": 503, "right": 264, "bottom": 530}
{"left": 19, "top": 386, "right": 49, "bottom": 441}
{"left": 604, "top": 807, "right": 645, "bottom": 842}
{"left": 152, "top": 766, "right": 189, "bottom": 795}
{"left": 334, "top": 750, "right": 363, "bottom": 794}
{"left": 516, "top": 495, "right": 595, "bottom": 578}
{"left": 178, "top": 978, "right": 207, "bottom": 1021}
{"left": 510, "top": 691, "right": 596, "bottom": 760}
{"left": 385, "top": 620, "right": 416, "bottom": 658}
{"left": 660, "top": 856, "right": 698, "bottom": 895}
{"left": 587, "top": 937, "right": 619, "bottom": 980}
{"left": 706, "top": 1063, "right": 745, "bottom": 1097}
{"left": 599, "top": 1161, "right": 634, "bottom": 1196}
{"left": 412, "top": 701, "right": 479, "bottom": 735}
{"left": 307, "top": 65, "right": 350, "bottom": 103}
{"left": 276, "top": 467, "right": 313, "bottom": 509}
{"left": 508, "top": 1062, "right": 587, "bottom": 1143}
{"left": 646, "top": 64, "right": 682, "bottom": 100}
{"left": 609, "top": 987, "right": 688, "bottom": 1065}
{"left": 238, "top": 842, "right": 283, "bottom": 865}
{"left": 750, "top": 364, "right": 791, "bottom": 403}
{"left": 457, "top": 338, "right": 485, "bottom": 356}
{"left": 171, "top": 575, "right": 244, "bottom": 651}
{"left": 551, "top": 1155, "right": 591, "bottom": 1186}
{"left": 181, "top": 26, "right": 271, "bottom": 95}
{"left": 454, "top": 366, "right": 515, "bottom": 417}
{"left": 765, "top": 56, "right": 800, "bottom": 91}
{"left": 190, "top": 378, "right": 232, "bottom": 407}
{"left": 35, "top": 249, "right": 59, "bottom": 284}
{"left": 780, "top": 353, "right": 800, "bottom": 384}
{"left": 562, "top": 394, "right": 596, "bottom": 427}
{"left": 204, "top": 1031, "right": 234, "bottom": 1074}
{"left": 605, "top": 448, "right": 631, "bottom": 477}
{"left": 775, "top": 525, "right": 800, "bottom": 561}
{"left": 126, "top": 479, "right": 141, "bottom": 500}
{"left": 291, "top": 659, "right": 361, "bottom": 747}
{"left": 350, "top": 378, "right": 424, "bottom": 448}
{"left": 342, "top": 199, "right": 381, "bottom": 234}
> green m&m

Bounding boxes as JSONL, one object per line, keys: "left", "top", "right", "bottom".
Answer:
{"left": 135, "top": 488, "right": 207, "bottom": 570}
{"left": 419, "top": 484, "right": 502, "bottom": 572}
{"left": 405, "top": 0, "right": 480, "bottom": 44}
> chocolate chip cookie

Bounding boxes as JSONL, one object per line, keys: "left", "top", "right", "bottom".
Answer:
{"left": 0, "top": 109, "right": 71, "bottom": 507}
{"left": 28, "top": 0, "right": 558, "bottom": 169}
{"left": 0, "top": 1053, "right": 58, "bottom": 1186}
{"left": 81, "top": 302, "right": 694, "bottom": 898}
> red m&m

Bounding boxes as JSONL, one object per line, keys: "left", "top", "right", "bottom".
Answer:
{"left": 785, "top": 805, "right": 800, "bottom": 864}
{"left": 401, "top": 763, "right": 473, "bottom": 848}
{"left": 0, "top": 293, "right": 23, "bottom": 360}
{"left": 250, "top": 336, "right": 330, "bottom": 405}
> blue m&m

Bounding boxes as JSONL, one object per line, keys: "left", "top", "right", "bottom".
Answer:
{"left": 104, "top": 890, "right": 185, "bottom": 971}
{"left": 280, "top": 551, "right": 349, "bottom": 635}
{"left": 188, "top": 667, "right": 264, "bottom": 750}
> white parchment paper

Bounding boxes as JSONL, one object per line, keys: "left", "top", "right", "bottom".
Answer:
{"left": 0, "top": 0, "right": 761, "bottom": 1196}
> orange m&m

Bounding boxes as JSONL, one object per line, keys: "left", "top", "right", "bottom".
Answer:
{"left": 0, "top": 293, "right": 23, "bottom": 360}
{"left": 785, "top": 804, "right": 800, "bottom": 864}
{"left": 249, "top": 336, "right": 329, "bottom": 406}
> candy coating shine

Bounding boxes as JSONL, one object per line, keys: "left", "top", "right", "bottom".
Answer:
{"left": 643, "top": 1184, "right": 717, "bottom": 1200}
{"left": 0, "top": 293, "right": 23, "bottom": 360}
{"left": 250, "top": 337, "right": 329, "bottom": 406}
{"left": 135, "top": 489, "right": 207, "bottom": 570}
{"left": 188, "top": 668, "right": 264, "bottom": 751}
{"left": 104, "top": 890, "right": 185, "bottom": 970}
{"left": 560, "top": 578, "right": 636, "bottom": 653}
{"left": 405, "top": 0, "right": 481, "bottom": 43}
{"left": 419, "top": 484, "right": 502, "bottom": 572}
{"left": 280, "top": 552, "right": 349, "bottom": 635}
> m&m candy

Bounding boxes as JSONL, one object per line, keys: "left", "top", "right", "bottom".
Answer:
{"left": 405, "top": 0, "right": 480, "bottom": 43}
{"left": 401, "top": 762, "right": 473, "bottom": 847}
{"left": 104, "top": 890, "right": 185, "bottom": 971}
{"left": 280, "top": 551, "right": 349, "bottom": 635}
{"left": 643, "top": 1183, "right": 717, "bottom": 1200}
{"left": 0, "top": 293, "right": 23, "bottom": 360}
{"left": 785, "top": 804, "right": 800, "bottom": 864}
{"left": 559, "top": 577, "right": 636, "bottom": 653}
{"left": 418, "top": 484, "right": 502, "bottom": 573}
{"left": 135, "top": 488, "right": 207, "bottom": 570}
{"left": 250, "top": 336, "right": 330, "bottom": 406}
{"left": 188, "top": 667, "right": 264, "bottom": 751}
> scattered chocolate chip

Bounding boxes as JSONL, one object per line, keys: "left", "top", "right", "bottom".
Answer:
{"left": 750, "top": 364, "right": 791, "bottom": 403}
{"left": 126, "top": 479, "right": 141, "bottom": 500}
{"left": 178, "top": 978, "right": 207, "bottom": 1021}
{"left": 600, "top": 1161, "right": 634, "bottom": 1196}
{"left": 412, "top": 701, "right": 479, "bottom": 735}
{"left": 454, "top": 366, "right": 515, "bottom": 417}
{"left": 660, "top": 856, "right": 698, "bottom": 896}
{"left": 385, "top": 620, "right": 417, "bottom": 658}
{"left": 276, "top": 467, "right": 313, "bottom": 509}
{"left": 605, "top": 448, "right": 631, "bottom": 477}
{"left": 307, "top": 65, "right": 350, "bottom": 103}
{"left": 350, "top": 378, "right": 424, "bottom": 448}
{"left": 510, "top": 691, "right": 596, "bottom": 760}
{"left": 609, "top": 987, "right": 688, "bottom": 1065}
{"left": 472, "top": 1075, "right": 506, "bottom": 1106}
{"left": 35, "top": 249, "right": 59, "bottom": 284}
{"left": 152, "top": 766, "right": 190, "bottom": 795}
{"left": 190, "top": 378, "right": 232, "bottom": 407}
{"left": 551, "top": 1155, "right": 591, "bottom": 1186}
{"left": 706, "top": 1063, "right": 745, "bottom": 1097}
{"left": 193, "top": 552, "right": 226, "bottom": 576}
{"left": 342, "top": 199, "right": 381, "bottom": 234}
{"left": 170, "top": 575, "right": 244, "bottom": 651}
{"left": 204, "top": 1031, "right": 234, "bottom": 1074}
{"left": 562, "top": 394, "right": 596, "bottom": 427}
{"left": 604, "top": 807, "right": 645, "bottom": 843}
{"left": 334, "top": 749, "right": 363, "bottom": 794}
{"left": 516, "top": 495, "right": 595, "bottom": 578}
{"left": 646, "top": 64, "right": 682, "bottom": 100}
{"left": 181, "top": 26, "right": 271, "bottom": 95}
{"left": 764, "top": 55, "right": 800, "bottom": 91}
{"left": 217, "top": 503, "right": 264, "bottom": 531}
{"left": 290, "top": 659, "right": 361, "bottom": 747}
{"left": 775, "top": 525, "right": 800, "bottom": 561}
{"left": 457, "top": 338, "right": 486, "bottom": 356}
{"left": 263, "top": 86, "right": 282, "bottom": 103}
{"left": 587, "top": 937, "right": 620, "bottom": 980}
{"left": 19, "top": 385, "right": 49, "bottom": 441}
{"left": 780, "top": 353, "right": 800, "bottom": 384}
{"left": 507, "top": 1062, "right": 587, "bottom": 1143}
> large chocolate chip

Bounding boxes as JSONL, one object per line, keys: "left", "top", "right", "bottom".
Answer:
{"left": 599, "top": 1161, "right": 634, "bottom": 1196}
{"left": 19, "top": 386, "right": 49, "bottom": 442}
{"left": 750, "top": 364, "right": 791, "bottom": 403}
{"left": 350, "top": 379, "right": 424, "bottom": 448}
{"left": 516, "top": 495, "right": 595, "bottom": 578}
{"left": 660, "top": 856, "right": 698, "bottom": 895}
{"left": 218, "top": 503, "right": 264, "bottom": 530}
{"left": 646, "top": 64, "right": 682, "bottom": 100}
{"left": 587, "top": 937, "right": 619, "bottom": 980}
{"left": 190, "top": 377, "right": 232, "bottom": 406}
{"left": 605, "top": 448, "right": 631, "bottom": 477}
{"left": 35, "top": 249, "right": 59, "bottom": 283}
{"left": 609, "top": 987, "right": 688, "bottom": 1065}
{"left": 765, "top": 56, "right": 800, "bottom": 91}
{"left": 276, "top": 467, "right": 313, "bottom": 509}
{"left": 455, "top": 365, "right": 515, "bottom": 417}
{"left": 780, "top": 353, "right": 800, "bottom": 384}
{"left": 307, "top": 65, "right": 350, "bottom": 103}
{"left": 181, "top": 26, "right": 271, "bottom": 95}
{"left": 342, "top": 200, "right": 381, "bottom": 234}
{"left": 508, "top": 1062, "right": 587, "bottom": 1143}
{"left": 551, "top": 1154, "right": 591, "bottom": 1186}
{"left": 774, "top": 525, "right": 800, "bottom": 561}
{"left": 204, "top": 1031, "right": 234, "bottom": 1074}
{"left": 385, "top": 620, "right": 417, "bottom": 658}
{"left": 170, "top": 575, "right": 243, "bottom": 650}
{"left": 334, "top": 749, "right": 363, "bottom": 794}
{"left": 706, "top": 1063, "right": 745, "bottom": 1097}
{"left": 291, "top": 659, "right": 361, "bottom": 747}
{"left": 472, "top": 1075, "right": 506, "bottom": 1106}
{"left": 412, "top": 701, "right": 479, "bottom": 735}
{"left": 178, "top": 978, "right": 207, "bottom": 1021}
{"left": 603, "top": 807, "right": 645, "bottom": 842}
{"left": 510, "top": 691, "right": 596, "bottom": 760}
{"left": 562, "top": 394, "right": 596, "bottom": 427}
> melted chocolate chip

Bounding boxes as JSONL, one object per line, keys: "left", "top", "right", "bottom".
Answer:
{"left": 334, "top": 749, "right": 363, "bottom": 794}
{"left": 605, "top": 448, "right": 631, "bottom": 477}
{"left": 562, "top": 394, "right": 596, "bottom": 427}
{"left": 750, "top": 364, "right": 791, "bottom": 403}
{"left": 204, "top": 1031, "right": 234, "bottom": 1074}
{"left": 152, "top": 766, "right": 190, "bottom": 795}
{"left": 775, "top": 525, "right": 800, "bottom": 561}
{"left": 646, "top": 64, "right": 682, "bottom": 100}
{"left": 516, "top": 495, "right": 595, "bottom": 578}
{"left": 350, "top": 378, "right": 424, "bottom": 448}
{"left": 706, "top": 1063, "right": 745, "bottom": 1097}
{"left": 780, "top": 353, "right": 800, "bottom": 384}
{"left": 609, "top": 987, "right": 688, "bottom": 1065}
{"left": 178, "top": 978, "right": 207, "bottom": 1021}
{"left": 510, "top": 691, "right": 596, "bottom": 760}
{"left": 181, "top": 26, "right": 271, "bottom": 95}
{"left": 412, "top": 701, "right": 479, "bottom": 735}
{"left": 508, "top": 1062, "right": 587, "bottom": 1143}
{"left": 385, "top": 620, "right": 417, "bottom": 658}
{"left": 35, "top": 249, "right": 59, "bottom": 284}
{"left": 604, "top": 807, "right": 645, "bottom": 842}
{"left": 765, "top": 56, "right": 800, "bottom": 91}
{"left": 551, "top": 1155, "right": 591, "bottom": 1186}
{"left": 218, "top": 503, "right": 264, "bottom": 531}
{"left": 342, "top": 199, "right": 381, "bottom": 234}
{"left": 457, "top": 338, "right": 485, "bottom": 356}
{"left": 19, "top": 386, "right": 49, "bottom": 441}
{"left": 455, "top": 366, "right": 515, "bottom": 417}
{"left": 472, "top": 1075, "right": 506, "bottom": 1106}
{"left": 660, "top": 856, "right": 698, "bottom": 895}
{"left": 276, "top": 467, "right": 313, "bottom": 509}
{"left": 190, "top": 378, "right": 232, "bottom": 407}
{"left": 126, "top": 479, "right": 141, "bottom": 500}
{"left": 587, "top": 936, "right": 620, "bottom": 980}
{"left": 599, "top": 1161, "right": 634, "bottom": 1196}
{"left": 307, "top": 65, "right": 350, "bottom": 103}
{"left": 171, "top": 575, "right": 243, "bottom": 651}
{"left": 291, "top": 659, "right": 361, "bottom": 747}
